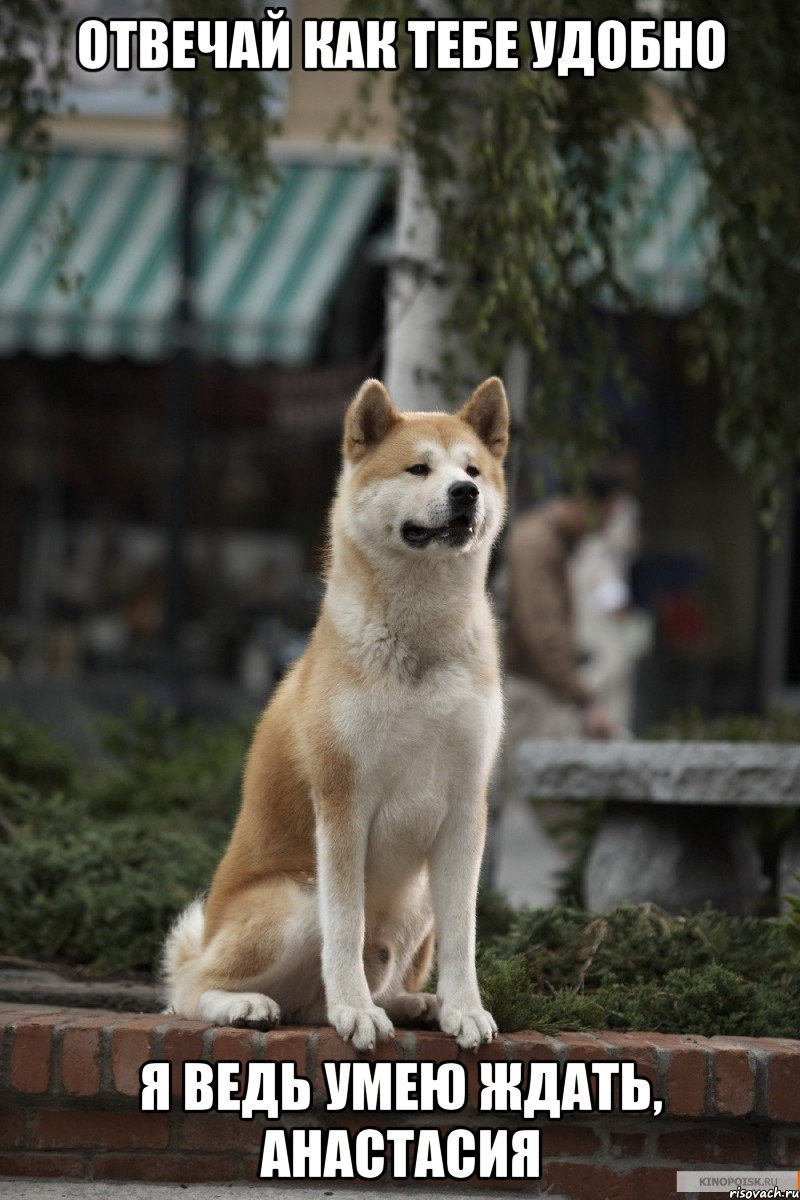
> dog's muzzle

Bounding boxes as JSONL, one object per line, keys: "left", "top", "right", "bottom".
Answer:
{"left": 401, "top": 482, "right": 480, "bottom": 548}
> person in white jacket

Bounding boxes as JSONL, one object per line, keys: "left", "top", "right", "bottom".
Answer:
{"left": 570, "top": 492, "right": 652, "bottom": 734}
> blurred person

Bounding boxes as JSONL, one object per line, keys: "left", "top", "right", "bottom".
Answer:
{"left": 504, "top": 468, "right": 627, "bottom": 743}
{"left": 489, "top": 469, "right": 628, "bottom": 909}
{"left": 570, "top": 489, "right": 653, "bottom": 733}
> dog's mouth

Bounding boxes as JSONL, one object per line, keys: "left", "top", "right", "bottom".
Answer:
{"left": 401, "top": 513, "right": 477, "bottom": 548}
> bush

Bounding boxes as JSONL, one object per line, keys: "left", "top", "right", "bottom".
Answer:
{"left": 0, "top": 814, "right": 224, "bottom": 974}
{"left": 0, "top": 708, "right": 74, "bottom": 791}
{"left": 0, "top": 700, "right": 247, "bottom": 974}
{"left": 2, "top": 706, "right": 799, "bottom": 1038}
{"left": 475, "top": 896, "right": 800, "bottom": 1037}
{"left": 90, "top": 697, "right": 248, "bottom": 819}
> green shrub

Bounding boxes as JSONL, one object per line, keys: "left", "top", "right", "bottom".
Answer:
{"left": 785, "top": 873, "right": 800, "bottom": 954}
{"left": 475, "top": 901, "right": 800, "bottom": 1037}
{"left": 0, "top": 707, "right": 74, "bottom": 791}
{"left": 2, "top": 706, "right": 800, "bottom": 1038}
{"left": 90, "top": 697, "right": 248, "bottom": 820}
{"left": 0, "top": 701, "right": 246, "bottom": 975}
{"left": 0, "top": 813, "right": 225, "bottom": 974}
{"left": 493, "top": 903, "right": 795, "bottom": 990}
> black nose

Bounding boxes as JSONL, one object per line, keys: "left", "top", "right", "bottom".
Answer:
{"left": 448, "top": 480, "right": 479, "bottom": 509}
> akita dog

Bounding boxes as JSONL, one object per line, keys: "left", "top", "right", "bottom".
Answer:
{"left": 164, "top": 376, "right": 509, "bottom": 1051}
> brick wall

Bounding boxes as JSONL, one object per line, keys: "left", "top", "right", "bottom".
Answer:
{"left": 1, "top": 1003, "right": 799, "bottom": 1198}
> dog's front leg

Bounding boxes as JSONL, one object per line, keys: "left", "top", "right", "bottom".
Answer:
{"left": 428, "top": 795, "right": 497, "bottom": 1050}
{"left": 316, "top": 809, "right": 394, "bottom": 1051}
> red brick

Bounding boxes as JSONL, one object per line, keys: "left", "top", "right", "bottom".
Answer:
{"left": 177, "top": 1113, "right": 263, "bottom": 1154}
{"left": 0, "top": 1152, "right": 86, "bottom": 1178}
{"left": 10, "top": 1015, "right": 63, "bottom": 1093}
{"left": 608, "top": 1131, "right": 647, "bottom": 1159}
{"left": 557, "top": 1032, "right": 611, "bottom": 1062}
{"left": 772, "top": 1129, "right": 800, "bottom": 1166}
{"left": 640, "top": 1165, "right": 682, "bottom": 1200}
{"left": 414, "top": 1029, "right": 460, "bottom": 1063}
{"left": 541, "top": 1161, "right": 638, "bottom": 1200}
{"left": 211, "top": 1026, "right": 259, "bottom": 1066}
{"left": 30, "top": 1109, "right": 170, "bottom": 1151}
{"left": 60, "top": 1010, "right": 122, "bottom": 1031}
{"left": 242, "top": 1155, "right": 276, "bottom": 1183}
{"left": 94, "top": 1153, "right": 239, "bottom": 1182}
{"left": 462, "top": 1034, "right": 506, "bottom": 1110}
{"left": 161, "top": 1022, "right": 208, "bottom": 1096}
{"left": 505, "top": 1031, "right": 559, "bottom": 1063}
{"left": 264, "top": 1028, "right": 309, "bottom": 1075}
{"left": 0, "top": 1006, "right": 65, "bottom": 1024}
{"left": 0, "top": 1107, "right": 25, "bottom": 1148}
{"left": 769, "top": 1047, "right": 800, "bottom": 1122}
{"left": 665, "top": 1044, "right": 708, "bottom": 1118}
{"left": 600, "top": 1031, "right": 707, "bottom": 1117}
{"left": 32, "top": 1007, "right": 155, "bottom": 1031}
{"left": 747, "top": 1036, "right": 800, "bottom": 1053}
{"left": 334, "top": 1113, "right": 412, "bottom": 1138}
{"left": 712, "top": 1048, "right": 755, "bottom": 1117}
{"left": 599, "top": 1032, "right": 661, "bottom": 1112}
{"left": 462, "top": 1172, "right": 525, "bottom": 1192}
{"left": 557, "top": 1033, "right": 619, "bottom": 1113}
{"left": 658, "top": 1128, "right": 758, "bottom": 1165}
{"left": 209, "top": 1028, "right": 258, "bottom": 1101}
{"left": 542, "top": 1125, "right": 602, "bottom": 1157}
{"left": 374, "top": 1031, "right": 410, "bottom": 1061}
{"left": 712, "top": 1035, "right": 779, "bottom": 1052}
{"left": 385, "top": 1166, "right": 523, "bottom": 1193}
{"left": 110, "top": 1019, "right": 165, "bottom": 1097}
{"left": 313, "top": 1024, "right": 408, "bottom": 1097}
{"left": 60, "top": 1027, "right": 103, "bottom": 1097}
{"left": 314, "top": 1026, "right": 356, "bottom": 1095}
{"left": 108, "top": 1012, "right": 171, "bottom": 1025}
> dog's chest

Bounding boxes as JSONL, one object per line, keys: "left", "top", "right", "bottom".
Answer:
{"left": 332, "top": 661, "right": 501, "bottom": 875}
{"left": 336, "top": 659, "right": 495, "bottom": 774}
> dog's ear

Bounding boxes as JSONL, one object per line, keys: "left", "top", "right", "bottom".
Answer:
{"left": 344, "top": 379, "right": 400, "bottom": 462}
{"left": 459, "top": 377, "right": 509, "bottom": 460}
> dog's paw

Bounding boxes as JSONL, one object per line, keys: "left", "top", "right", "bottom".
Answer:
{"left": 329, "top": 1003, "right": 394, "bottom": 1051}
{"left": 384, "top": 992, "right": 440, "bottom": 1025}
{"left": 199, "top": 989, "right": 281, "bottom": 1029}
{"left": 438, "top": 1002, "right": 497, "bottom": 1050}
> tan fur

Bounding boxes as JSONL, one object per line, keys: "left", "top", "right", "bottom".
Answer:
{"left": 164, "top": 377, "right": 509, "bottom": 1050}
{"left": 404, "top": 927, "right": 436, "bottom": 994}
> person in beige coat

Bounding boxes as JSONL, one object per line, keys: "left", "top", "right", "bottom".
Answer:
{"left": 490, "top": 474, "right": 627, "bottom": 907}
{"left": 504, "top": 476, "right": 626, "bottom": 743}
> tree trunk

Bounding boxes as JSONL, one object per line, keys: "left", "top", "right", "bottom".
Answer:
{"left": 383, "top": 151, "right": 451, "bottom": 412}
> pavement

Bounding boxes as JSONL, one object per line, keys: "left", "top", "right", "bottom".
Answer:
{"left": 0, "top": 1184, "right": 537, "bottom": 1199}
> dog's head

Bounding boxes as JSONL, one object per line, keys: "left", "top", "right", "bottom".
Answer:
{"left": 336, "top": 377, "right": 509, "bottom": 562}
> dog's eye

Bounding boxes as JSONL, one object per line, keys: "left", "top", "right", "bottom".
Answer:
{"left": 406, "top": 463, "right": 430, "bottom": 476}
{"left": 466, "top": 465, "right": 480, "bottom": 478}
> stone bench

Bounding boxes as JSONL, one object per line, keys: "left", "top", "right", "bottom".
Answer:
{"left": 515, "top": 740, "right": 800, "bottom": 914}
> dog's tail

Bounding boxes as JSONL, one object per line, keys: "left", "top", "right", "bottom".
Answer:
{"left": 161, "top": 898, "right": 206, "bottom": 1014}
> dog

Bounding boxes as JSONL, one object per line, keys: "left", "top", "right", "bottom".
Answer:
{"left": 163, "top": 375, "right": 509, "bottom": 1051}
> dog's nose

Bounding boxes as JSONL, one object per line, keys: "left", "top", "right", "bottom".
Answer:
{"left": 448, "top": 480, "right": 479, "bottom": 508}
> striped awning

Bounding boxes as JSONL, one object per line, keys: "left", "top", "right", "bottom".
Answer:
{"left": 610, "top": 132, "right": 711, "bottom": 313}
{"left": 0, "top": 151, "right": 389, "bottom": 364}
